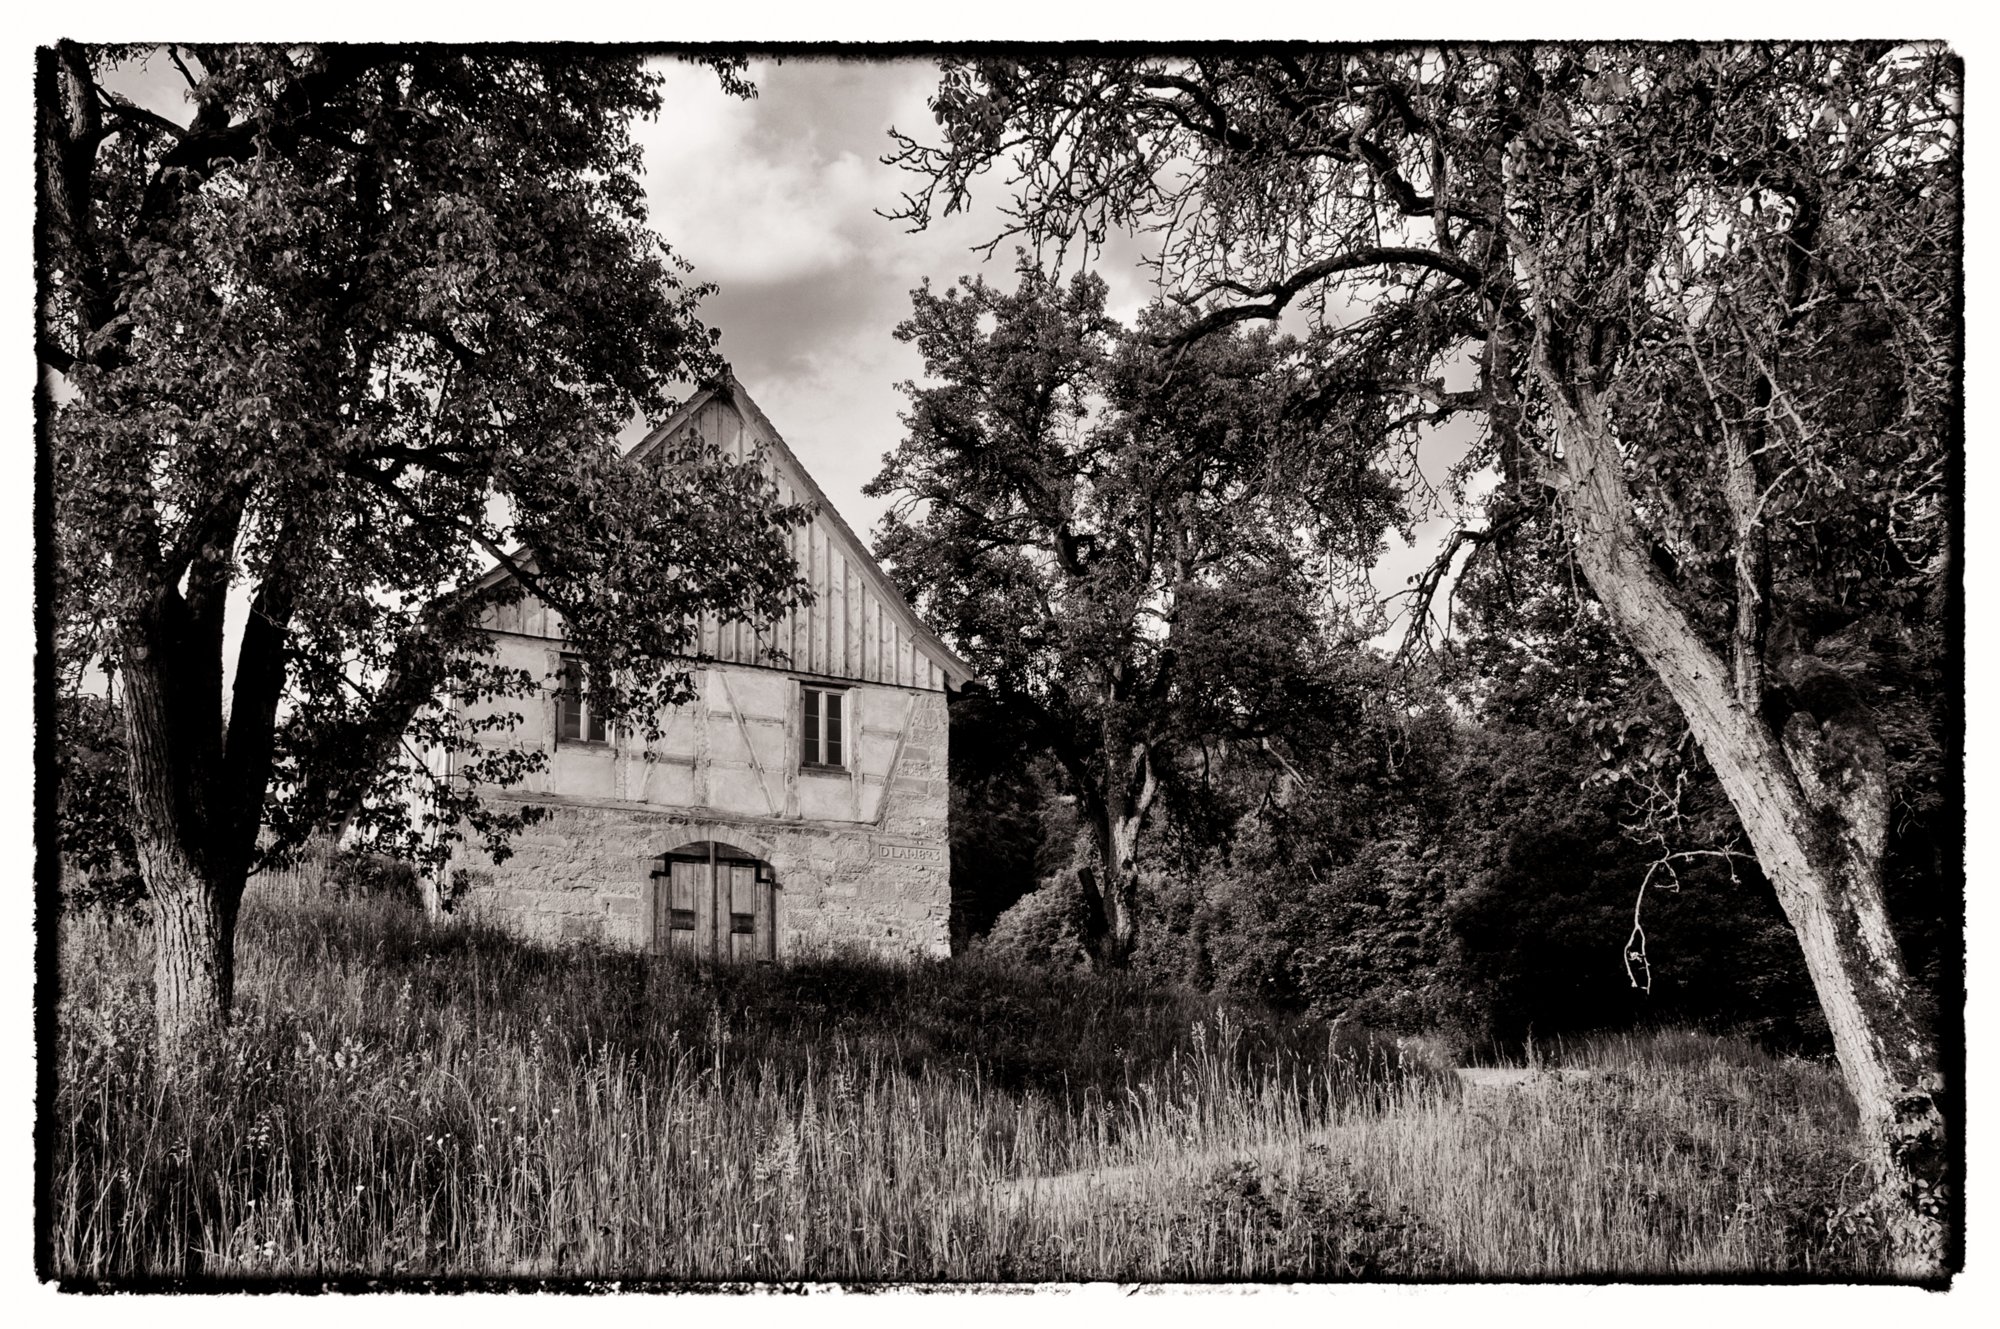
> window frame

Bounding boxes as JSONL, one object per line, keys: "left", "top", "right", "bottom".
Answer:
{"left": 799, "top": 683, "right": 849, "bottom": 772}
{"left": 556, "top": 654, "right": 612, "bottom": 746}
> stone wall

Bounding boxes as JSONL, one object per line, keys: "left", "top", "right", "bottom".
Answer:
{"left": 447, "top": 686, "right": 952, "bottom": 960}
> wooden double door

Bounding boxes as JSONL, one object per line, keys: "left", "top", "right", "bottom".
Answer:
{"left": 652, "top": 842, "right": 778, "bottom": 962}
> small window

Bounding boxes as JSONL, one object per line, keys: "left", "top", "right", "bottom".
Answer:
{"left": 557, "top": 655, "right": 609, "bottom": 744}
{"left": 801, "top": 685, "right": 845, "bottom": 769}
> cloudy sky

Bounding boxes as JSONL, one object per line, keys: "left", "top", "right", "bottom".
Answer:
{"left": 631, "top": 57, "right": 1164, "bottom": 535}
{"left": 634, "top": 55, "right": 1461, "bottom": 613}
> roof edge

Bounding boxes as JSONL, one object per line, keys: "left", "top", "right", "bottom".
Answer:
{"left": 717, "top": 373, "right": 977, "bottom": 689}
{"left": 466, "top": 377, "right": 979, "bottom": 690}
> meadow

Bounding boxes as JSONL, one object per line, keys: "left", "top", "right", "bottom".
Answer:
{"left": 47, "top": 864, "right": 1895, "bottom": 1284}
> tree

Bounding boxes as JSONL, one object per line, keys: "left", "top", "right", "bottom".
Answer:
{"left": 53, "top": 692, "right": 147, "bottom": 918}
{"left": 944, "top": 684, "right": 1075, "bottom": 947}
{"left": 888, "top": 45, "right": 1958, "bottom": 1271}
{"left": 870, "top": 267, "right": 1397, "bottom": 965}
{"left": 40, "top": 44, "right": 808, "bottom": 1065}
{"left": 1134, "top": 650, "right": 1464, "bottom": 1024}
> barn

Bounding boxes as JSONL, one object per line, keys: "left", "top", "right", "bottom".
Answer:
{"left": 438, "top": 375, "right": 973, "bottom": 960}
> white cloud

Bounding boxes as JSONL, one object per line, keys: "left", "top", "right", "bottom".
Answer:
{"left": 631, "top": 59, "right": 1063, "bottom": 538}
{"left": 633, "top": 62, "right": 877, "bottom": 285}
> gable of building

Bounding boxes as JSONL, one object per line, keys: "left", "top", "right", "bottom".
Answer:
{"left": 477, "top": 375, "right": 974, "bottom": 693}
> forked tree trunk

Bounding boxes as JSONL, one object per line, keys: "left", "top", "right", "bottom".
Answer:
{"left": 118, "top": 573, "right": 275, "bottom": 1073}
{"left": 1085, "top": 811, "right": 1144, "bottom": 966}
{"left": 1549, "top": 386, "right": 1949, "bottom": 1276}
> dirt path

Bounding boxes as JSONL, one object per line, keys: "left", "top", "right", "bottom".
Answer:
{"left": 979, "top": 1067, "right": 1590, "bottom": 1212}
{"left": 1452, "top": 1066, "right": 1591, "bottom": 1093}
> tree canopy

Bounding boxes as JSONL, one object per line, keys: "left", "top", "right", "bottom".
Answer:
{"left": 41, "top": 44, "right": 808, "bottom": 1052}
{"left": 888, "top": 44, "right": 1959, "bottom": 1270}
{"left": 870, "top": 264, "right": 1399, "bottom": 961}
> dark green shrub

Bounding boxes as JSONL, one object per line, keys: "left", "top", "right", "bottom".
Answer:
{"left": 977, "top": 873, "right": 1093, "bottom": 972}
{"left": 55, "top": 694, "right": 146, "bottom": 919}
{"left": 1185, "top": 1151, "right": 1448, "bottom": 1278}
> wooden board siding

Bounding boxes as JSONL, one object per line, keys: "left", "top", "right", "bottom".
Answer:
{"left": 663, "top": 394, "right": 963, "bottom": 691}
{"left": 475, "top": 382, "right": 971, "bottom": 694}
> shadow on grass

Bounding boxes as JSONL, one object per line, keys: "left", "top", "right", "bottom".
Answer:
{"left": 226, "top": 885, "right": 1426, "bottom": 1108}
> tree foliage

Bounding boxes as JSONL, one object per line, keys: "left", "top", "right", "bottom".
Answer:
{"left": 945, "top": 685, "right": 1076, "bottom": 946}
{"left": 891, "top": 45, "right": 1958, "bottom": 1265}
{"left": 45, "top": 45, "right": 809, "bottom": 865}
{"left": 54, "top": 693, "right": 147, "bottom": 917}
{"left": 40, "top": 44, "right": 809, "bottom": 1051}
{"left": 891, "top": 48, "right": 1955, "bottom": 649}
{"left": 870, "top": 265, "right": 1398, "bottom": 962}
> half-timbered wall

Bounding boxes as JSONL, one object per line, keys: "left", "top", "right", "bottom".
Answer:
{"left": 442, "top": 383, "right": 964, "bottom": 960}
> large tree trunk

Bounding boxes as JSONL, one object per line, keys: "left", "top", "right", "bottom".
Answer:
{"left": 1084, "top": 809, "right": 1144, "bottom": 967}
{"left": 1549, "top": 385, "right": 1949, "bottom": 1276}
{"left": 119, "top": 563, "right": 286, "bottom": 1072}
{"left": 119, "top": 595, "right": 242, "bottom": 1068}
{"left": 143, "top": 847, "right": 238, "bottom": 1065}
{"left": 1080, "top": 746, "right": 1157, "bottom": 968}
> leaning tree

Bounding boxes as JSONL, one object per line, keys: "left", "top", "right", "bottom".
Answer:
{"left": 887, "top": 45, "right": 1958, "bottom": 1272}
{"left": 40, "top": 45, "right": 810, "bottom": 1066}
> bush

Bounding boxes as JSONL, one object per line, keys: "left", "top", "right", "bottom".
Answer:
{"left": 1442, "top": 791, "right": 1824, "bottom": 1054}
{"left": 1183, "top": 1152, "right": 1448, "bottom": 1279}
{"left": 977, "top": 872, "right": 1093, "bottom": 971}
{"left": 55, "top": 694, "right": 147, "bottom": 918}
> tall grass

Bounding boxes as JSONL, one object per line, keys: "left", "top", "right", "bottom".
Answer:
{"left": 47, "top": 872, "right": 1890, "bottom": 1282}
